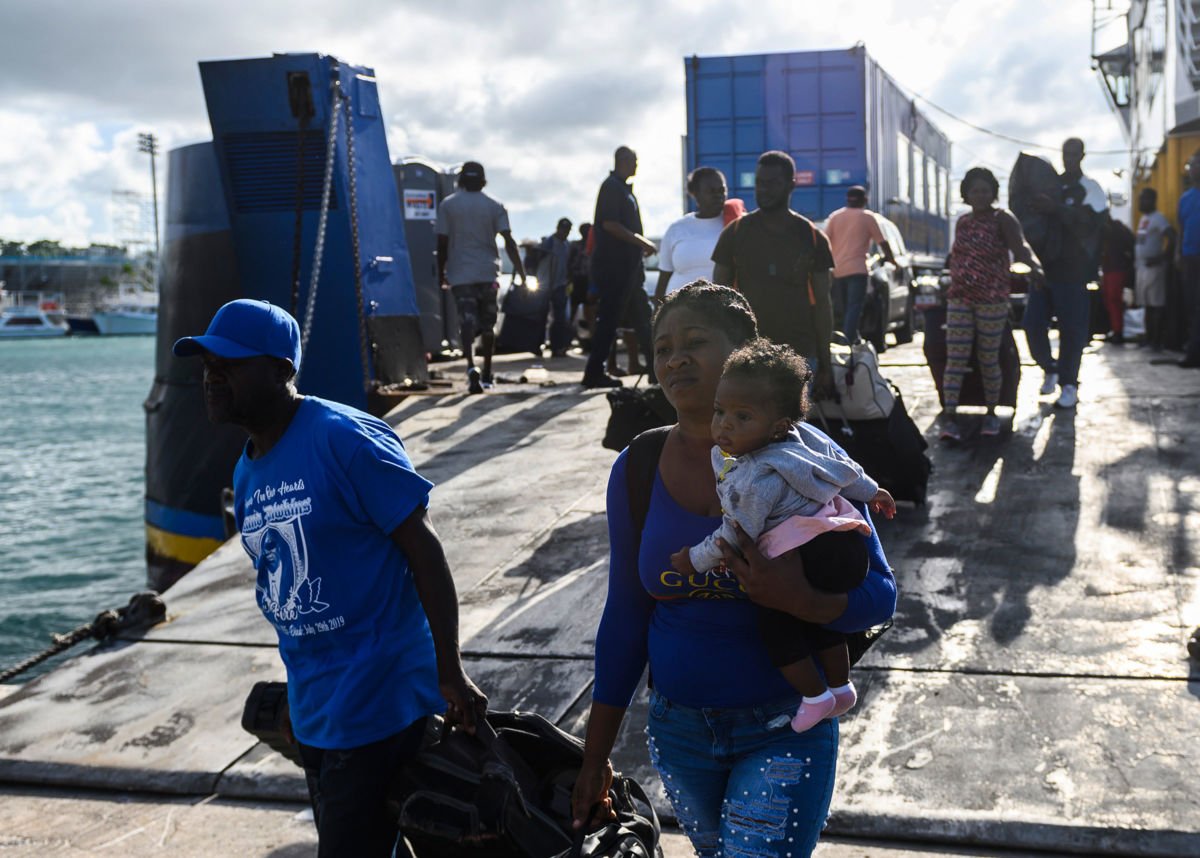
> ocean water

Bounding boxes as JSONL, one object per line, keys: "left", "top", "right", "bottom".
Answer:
{"left": 0, "top": 336, "right": 153, "bottom": 681}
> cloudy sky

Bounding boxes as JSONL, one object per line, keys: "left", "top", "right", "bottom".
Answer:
{"left": 0, "top": 0, "right": 1130, "bottom": 249}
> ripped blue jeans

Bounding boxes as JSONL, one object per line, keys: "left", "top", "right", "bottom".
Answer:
{"left": 646, "top": 688, "right": 838, "bottom": 858}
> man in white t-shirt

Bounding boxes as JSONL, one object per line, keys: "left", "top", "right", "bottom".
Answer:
{"left": 1134, "top": 187, "right": 1175, "bottom": 350}
{"left": 654, "top": 167, "right": 728, "bottom": 302}
{"left": 823, "top": 186, "right": 895, "bottom": 343}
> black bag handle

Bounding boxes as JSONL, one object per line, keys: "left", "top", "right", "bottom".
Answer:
{"left": 566, "top": 776, "right": 661, "bottom": 858}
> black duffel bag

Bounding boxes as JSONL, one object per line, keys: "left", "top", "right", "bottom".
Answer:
{"left": 602, "top": 385, "right": 676, "bottom": 452}
{"left": 390, "top": 710, "right": 661, "bottom": 858}
{"left": 561, "top": 776, "right": 660, "bottom": 857}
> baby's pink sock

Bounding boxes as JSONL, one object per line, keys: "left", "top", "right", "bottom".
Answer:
{"left": 829, "top": 682, "right": 858, "bottom": 718}
{"left": 790, "top": 690, "right": 836, "bottom": 733}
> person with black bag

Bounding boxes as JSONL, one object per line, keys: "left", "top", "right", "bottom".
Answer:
{"left": 173, "top": 301, "right": 486, "bottom": 858}
{"left": 572, "top": 284, "right": 897, "bottom": 858}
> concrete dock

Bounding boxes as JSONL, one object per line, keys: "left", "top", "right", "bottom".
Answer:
{"left": 1, "top": 332, "right": 1197, "bottom": 857}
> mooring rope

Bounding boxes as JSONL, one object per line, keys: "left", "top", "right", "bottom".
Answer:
{"left": 0, "top": 592, "right": 166, "bottom": 684}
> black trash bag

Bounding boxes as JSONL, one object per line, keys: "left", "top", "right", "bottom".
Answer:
{"left": 1009, "top": 151, "right": 1063, "bottom": 265}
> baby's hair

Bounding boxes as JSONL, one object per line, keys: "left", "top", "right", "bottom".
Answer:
{"left": 721, "top": 338, "right": 811, "bottom": 423}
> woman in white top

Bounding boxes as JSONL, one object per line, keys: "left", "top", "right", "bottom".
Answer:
{"left": 654, "top": 168, "right": 728, "bottom": 302}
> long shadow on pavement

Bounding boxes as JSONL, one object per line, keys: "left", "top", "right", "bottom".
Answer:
{"left": 384, "top": 391, "right": 594, "bottom": 487}
{"left": 874, "top": 401, "right": 1079, "bottom": 662}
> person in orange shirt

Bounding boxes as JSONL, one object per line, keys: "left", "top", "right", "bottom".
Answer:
{"left": 824, "top": 186, "right": 895, "bottom": 343}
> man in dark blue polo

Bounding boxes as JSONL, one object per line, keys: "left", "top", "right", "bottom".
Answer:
{"left": 581, "top": 146, "right": 657, "bottom": 389}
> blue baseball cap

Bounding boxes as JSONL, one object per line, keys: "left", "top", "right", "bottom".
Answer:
{"left": 173, "top": 299, "right": 302, "bottom": 370}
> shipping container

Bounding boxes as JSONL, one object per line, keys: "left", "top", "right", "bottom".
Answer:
{"left": 685, "top": 46, "right": 952, "bottom": 255}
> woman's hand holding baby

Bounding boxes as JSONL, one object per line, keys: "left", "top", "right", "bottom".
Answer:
{"left": 671, "top": 548, "right": 698, "bottom": 576}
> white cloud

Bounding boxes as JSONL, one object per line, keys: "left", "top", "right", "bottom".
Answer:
{"left": 0, "top": 0, "right": 1129, "bottom": 247}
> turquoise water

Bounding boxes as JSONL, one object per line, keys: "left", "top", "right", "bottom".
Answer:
{"left": 0, "top": 336, "right": 153, "bottom": 680}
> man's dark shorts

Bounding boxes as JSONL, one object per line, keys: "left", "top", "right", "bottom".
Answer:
{"left": 452, "top": 282, "right": 499, "bottom": 335}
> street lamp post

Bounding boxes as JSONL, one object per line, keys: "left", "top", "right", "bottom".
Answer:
{"left": 137, "top": 132, "right": 160, "bottom": 274}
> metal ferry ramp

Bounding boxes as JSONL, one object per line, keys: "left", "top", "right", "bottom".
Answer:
{"left": 1, "top": 343, "right": 1199, "bottom": 857}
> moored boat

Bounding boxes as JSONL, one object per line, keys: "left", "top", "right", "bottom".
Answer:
{"left": 0, "top": 291, "right": 69, "bottom": 338}
{"left": 92, "top": 284, "right": 157, "bottom": 335}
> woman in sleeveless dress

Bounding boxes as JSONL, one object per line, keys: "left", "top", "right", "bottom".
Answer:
{"left": 939, "top": 167, "right": 1044, "bottom": 441}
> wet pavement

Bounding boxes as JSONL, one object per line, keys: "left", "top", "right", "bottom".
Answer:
{"left": 1, "top": 333, "right": 1198, "bottom": 856}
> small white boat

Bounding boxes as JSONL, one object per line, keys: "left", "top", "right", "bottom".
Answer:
{"left": 0, "top": 291, "right": 69, "bottom": 338}
{"left": 93, "top": 285, "right": 158, "bottom": 336}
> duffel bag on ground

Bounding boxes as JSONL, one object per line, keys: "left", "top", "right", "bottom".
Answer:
{"left": 813, "top": 389, "right": 932, "bottom": 505}
{"left": 817, "top": 338, "right": 895, "bottom": 422}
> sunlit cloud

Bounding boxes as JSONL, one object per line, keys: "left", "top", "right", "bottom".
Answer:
{"left": 0, "top": 0, "right": 1126, "bottom": 247}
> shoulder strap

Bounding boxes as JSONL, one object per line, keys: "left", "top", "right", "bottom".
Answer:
{"left": 730, "top": 216, "right": 743, "bottom": 291}
{"left": 625, "top": 427, "right": 671, "bottom": 547}
{"left": 804, "top": 218, "right": 819, "bottom": 306}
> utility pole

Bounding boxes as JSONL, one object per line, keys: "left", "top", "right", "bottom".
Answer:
{"left": 137, "top": 133, "right": 160, "bottom": 273}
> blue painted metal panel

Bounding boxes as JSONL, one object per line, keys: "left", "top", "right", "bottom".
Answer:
{"left": 145, "top": 499, "right": 226, "bottom": 541}
{"left": 684, "top": 47, "right": 951, "bottom": 254}
{"left": 200, "top": 53, "right": 421, "bottom": 410}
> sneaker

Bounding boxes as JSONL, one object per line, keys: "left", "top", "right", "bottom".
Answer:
{"left": 829, "top": 683, "right": 858, "bottom": 718}
{"left": 1055, "top": 384, "right": 1078, "bottom": 409}
{"left": 981, "top": 414, "right": 1002, "bottom": 436}
{"left": 790, "top": 691, "right": 837, "bottom": 732}
{"left": 480, "top": 372, "right": 494, "bottom": 389}
{"left": 938, "top": 417, "right": 961, "bottom": 442}
{"left": 1039, "top": 372, "right": 1059, "bottom": 396}
{"left": 467, "top": 368, "right": 484, "bottom": 395}
{"left": 581, "top": 373, "right": 623, "bottom": 389}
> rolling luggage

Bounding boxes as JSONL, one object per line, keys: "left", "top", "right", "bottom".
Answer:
{"left": 812, "top": 391, "right": 932, "bottom": 505}
{"left": 495, "top": 279, "right": 550, "bottom": 356}
{"left": 921, "top": 306, "right": 1021, "bottom": 408}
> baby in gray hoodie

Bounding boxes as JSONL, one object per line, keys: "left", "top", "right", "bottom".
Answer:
{"left": 670, "top": 339, "right": 895, "bottom": 732}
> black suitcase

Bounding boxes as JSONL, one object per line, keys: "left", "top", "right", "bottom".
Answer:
{"left": 495, "top": 281, "right": 549, "bottom": 356}
{"left": 921, "top": 306, "right": 1021, "bottom": 408}
{"left": 813, "top": 392, "right": 932, "bottom": 505}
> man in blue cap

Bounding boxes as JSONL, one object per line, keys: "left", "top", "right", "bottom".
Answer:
{"left": 174, "top": 299, "right": 486, "bottom": 857}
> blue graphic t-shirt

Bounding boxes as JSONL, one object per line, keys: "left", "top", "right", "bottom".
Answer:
{"left": 234, "top": 397, "right": 443, "bottom": 749}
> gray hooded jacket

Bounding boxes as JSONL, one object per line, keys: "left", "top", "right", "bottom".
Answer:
{"left": 689, "top": 423, "right": 878, "bottom": 572}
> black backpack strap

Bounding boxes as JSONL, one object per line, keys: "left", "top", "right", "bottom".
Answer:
{"left": 624, "top": 426, "right": 671, "bottom": 551}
